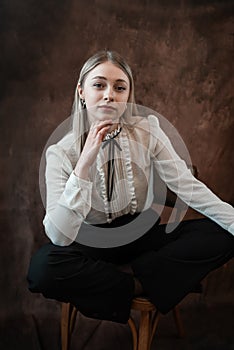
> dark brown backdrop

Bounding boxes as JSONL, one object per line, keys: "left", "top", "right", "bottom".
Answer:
{"left": 0, "top": 1, "right": 233, "bottom": 349}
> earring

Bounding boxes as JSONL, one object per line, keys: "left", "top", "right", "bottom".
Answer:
{"left": 81, "top": 99, "right": 86, "bottom": 109}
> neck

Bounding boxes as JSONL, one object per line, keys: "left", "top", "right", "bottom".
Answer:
{"left": 109, "top": 122, "right": 119, "bottom": 132}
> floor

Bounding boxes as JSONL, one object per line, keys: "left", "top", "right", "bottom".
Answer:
{"left": 1, "top": 300, "right": 234, "bottom": 350}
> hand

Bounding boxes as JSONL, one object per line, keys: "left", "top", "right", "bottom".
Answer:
{"left": 74, "top": 120, "right": 113, "bottom": 179}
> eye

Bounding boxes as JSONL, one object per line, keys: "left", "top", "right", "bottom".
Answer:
{"left": 115, "top": 85, "right": 127, "bottom": 92}
{"left": 93, "top": 82, "right": 105, "bottom": 89}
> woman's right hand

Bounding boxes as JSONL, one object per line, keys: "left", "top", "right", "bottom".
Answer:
{"left": 74, "top": 120, "right": 113, "bottom": 179}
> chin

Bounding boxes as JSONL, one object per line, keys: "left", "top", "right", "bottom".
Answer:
{"left": 99, "top": 114, "right": 119, "bottom": 122}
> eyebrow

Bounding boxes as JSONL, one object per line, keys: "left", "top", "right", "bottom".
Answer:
{"left": 92, "top": 76, "right": 128, "bottom": 84}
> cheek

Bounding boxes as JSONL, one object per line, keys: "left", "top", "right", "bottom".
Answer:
{"left": 85, "top": 91, "right": 102, "bottom": 105}
{"left": 116, "top": 91, "right": 129, "bottom": 103}
{"left": 124, "top": 89, "right": 130, "bottom": 102}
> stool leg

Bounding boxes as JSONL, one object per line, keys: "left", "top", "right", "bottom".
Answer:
{"left": 138, "top": 310, "right": 151, "bottom": 350}
{"left": 61, "top": 302, "right": 78, "bottom": 350}
{"left": 172, "top": 306, "right": 185, "bottom": 338}
{"left": 70, "top": 307, "right": 78, "bottom": 334}
{"left": 128, "top": 317, "right": 138, "bottom": 350}
{"left": 150, "top": 310, "right": 160, "bottom": 346}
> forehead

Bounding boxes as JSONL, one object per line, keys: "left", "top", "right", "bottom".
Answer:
{"left": 86, "top": 61, "right": 129, "bottom": 83}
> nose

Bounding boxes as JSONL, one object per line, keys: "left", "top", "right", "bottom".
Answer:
{"left": 104, "top": 86, "right": 114, "bottom": 102}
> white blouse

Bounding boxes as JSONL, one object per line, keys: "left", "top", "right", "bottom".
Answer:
{"left": 43, "top": 114, "right": 234, "bottom": 246}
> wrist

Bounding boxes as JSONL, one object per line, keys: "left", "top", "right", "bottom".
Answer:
{"left": 74, "top": 164, "right": 89, "bottom": 180}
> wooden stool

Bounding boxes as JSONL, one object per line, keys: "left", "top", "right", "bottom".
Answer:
{"left": 128, "top": 297, "right": 185, "bottom": 350}
{"left": 61, "top": 297, "right": 184, "bottom": 350}
{"left": 61, "top": 302, "right": 78, "bottom": 350}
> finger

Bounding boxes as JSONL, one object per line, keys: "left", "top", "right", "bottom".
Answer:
{"left": 90, "top": 120, "right": 113, "bottom": 130}
{"left": 89, "top": 120, "right": 113, "bottom": 136}
{"left": 96, "top": 125, "right": 113, "bottom": 141}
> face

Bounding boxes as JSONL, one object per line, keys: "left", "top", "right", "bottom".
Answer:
{"left": 78, "top": 61, "right": 130, "bottom": 124}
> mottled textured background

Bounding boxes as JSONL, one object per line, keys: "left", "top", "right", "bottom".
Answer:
{"left": 0, "top": 0, "right": 234, "bottom": 349}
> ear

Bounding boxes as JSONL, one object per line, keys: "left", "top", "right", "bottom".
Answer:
{"left": 77, "top": 83, "right": 84, "bottom": 99}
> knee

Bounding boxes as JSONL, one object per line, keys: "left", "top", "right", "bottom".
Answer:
{"left": 177, "top": 219, "right": 234, "bottom": 260}
{"left": 27, "top": 244, "right": 54, "bottom": 293}
{"left": 225, "top": 234, "right": 234, "bottom": 258}
{"left": 208, "top": 228, "right": 234, "bottom": 260}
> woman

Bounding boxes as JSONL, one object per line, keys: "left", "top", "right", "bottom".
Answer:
{"left": 27, "top": 50, "right": 234, "bottom": 324}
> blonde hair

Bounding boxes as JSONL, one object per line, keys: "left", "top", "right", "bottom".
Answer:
{"left": 71, "top": 50, "right": 138, "bottom": 154}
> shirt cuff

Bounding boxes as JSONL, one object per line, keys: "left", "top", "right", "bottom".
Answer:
{"left": 228, "top": 223, "right": 234, "bottom": 236}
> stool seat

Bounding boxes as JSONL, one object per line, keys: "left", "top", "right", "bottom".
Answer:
{"left": 131, "top": 296, "right": 156, "bottom": 311}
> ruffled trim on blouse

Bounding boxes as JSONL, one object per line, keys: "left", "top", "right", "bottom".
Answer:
{"left": 96, "top": 128, "right": 138, "bottom": 223}
{"left": 96, "top": 153, "right": 112, "bottom": 222}
{"left": 120, "top": 128, "right": 138, "bottom": 215}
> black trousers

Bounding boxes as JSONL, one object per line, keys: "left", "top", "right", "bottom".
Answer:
{"left": 27, "top": 213, "right": 234, "bottom": 324}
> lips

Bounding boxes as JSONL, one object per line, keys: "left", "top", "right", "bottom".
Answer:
{"left": 98, "top": 105, "right": 116, "bottom": 111}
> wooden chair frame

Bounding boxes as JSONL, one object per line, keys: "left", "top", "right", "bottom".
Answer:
{"left": 61, "top": 299, "right": 184, "bottom": 350}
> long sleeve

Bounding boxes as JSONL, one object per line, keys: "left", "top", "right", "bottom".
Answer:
{"left": 43, "top": 144, "right": 93, "bottom": 246}
{"left": 149, "top": 114, "right": 234, "bottom": 236}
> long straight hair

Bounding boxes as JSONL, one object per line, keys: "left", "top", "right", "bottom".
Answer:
{"left": 71, "top": 50, "right": 138, "bottom": 155}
